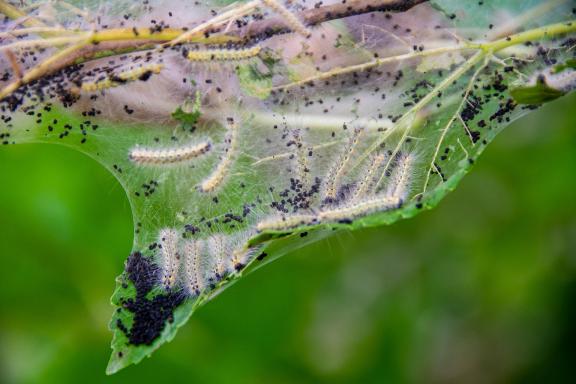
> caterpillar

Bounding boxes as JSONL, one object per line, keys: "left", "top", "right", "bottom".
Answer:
{"left": 256, "top": 213, "right": 318, "bottom": 232}
{"left": 183, "top": 239, "right": 203, "bottom": 296}
{"left": 540, "top": 68, "right": 576, "bottom": 93}
{"left": 290, "top": 129, "right": 311, "bottom": 189}
{"left": 80, "top": 63, "right": 164, "bottom": 93}
{"left": 318, "top": 195, "right": 402, "bottom": 223}
{"left": 323, "top": 127, "right": 363, "bottom": 202}
{"left": 260, "top": 0, "right": 311, "bottom": 38}
{"left": 199, "top": 118, "right": 239, "bottom": 193}
{"left": 353, "top": 153, "right": 387, "bottom": 200}
{"left": 207, "top": 235, "right": 228, "bottom": 281}
{"left": 382, "top": 152, "right": 415, "bottom": 200}
{"left": 230, "top": 246, "right": 251, "bottom": 273}
{"left": 158, "top": 228, "right": 180, "bottom": 290}
{"left": 129, "top": 141, "right": 211, "bottom": 165}
{"left": 186, "top": 45, "right": 262, "bottom": 62}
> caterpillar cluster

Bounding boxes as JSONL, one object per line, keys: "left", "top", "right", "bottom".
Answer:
{"left": 256, "top": 125, "right": 417, "bottom": 232}
{"left": 155, "top": 229, "right": 259, "bottom": 297}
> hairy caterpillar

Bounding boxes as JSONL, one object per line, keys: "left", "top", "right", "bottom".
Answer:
{"left": 382, "top": 152, "right": 415, "bottom": 199}
{"left": 290, "top": 129, "right": 311, "bottom": 188}
{"left": 187, "top": 46, "right": 262, "bottom": 62}
{"left": 230, "top": 247, "right": 251, "bottom": 272}
{"left": 256, "top": 214, "right": 318, "bottom": 232}
{"left": 540, "top": 68, "right": 576, "bottom": 92}
{"left": 260, "top": 0, "right": 311, "bottom": 38}
{"left": 318, "top": 195, "right": 402, "bottom": 223}
{"left": 80, "top": 64, "right": 164, "bottom": 93}
{"left": 323, "top": 127, "right": 363, "bottom": 202}
{"left": 353, "top": 153, "right": 388, "bottom": 200}
{"left": 183, "top": 239, "right": 203, "bottom": 296}
{"left": 128, "top": 141, "right": 211, "bottom": 165}
{"left": 199, "top": 118, "right": 239, "bottom": 193}
{"left": 159, "top": 228, "right": 180, "bottom": 290}
{"left": 207, "top": 235, "right": 228, "bottom": 281}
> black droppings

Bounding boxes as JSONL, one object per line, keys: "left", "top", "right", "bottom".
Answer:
{"left": 118, "top": 252, "right": 185, "bottom": 346}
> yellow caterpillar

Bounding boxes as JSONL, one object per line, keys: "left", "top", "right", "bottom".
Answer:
{"left": 80, "top": 63, "right": 164, "bottom": 92}
{"left": 187, "top": 46, "right": 262, "bottom": 62}
{"left": 199, "top": 118, "right": 239, "bottom": 193}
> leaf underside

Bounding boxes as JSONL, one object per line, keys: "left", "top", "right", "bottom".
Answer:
{"left": 0, "top": 0, "right": 574, "bottom": 374}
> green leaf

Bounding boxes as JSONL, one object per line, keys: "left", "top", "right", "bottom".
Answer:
{"left": 0, "top": 0, "right": 575, "bottom": 375}
{"left": 171, "top": 91, "right": 202, "bottom": 127}
{"left": 236, "top": 63, "right": 273, "bottom": 100}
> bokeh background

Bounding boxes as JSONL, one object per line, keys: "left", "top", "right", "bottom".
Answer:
{"left": 0, "top": 92, "right": 575, "bottom": 384}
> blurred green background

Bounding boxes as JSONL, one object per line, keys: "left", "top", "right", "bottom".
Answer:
{"left": 0, "top": 93, "right": 575, "bottom": 384}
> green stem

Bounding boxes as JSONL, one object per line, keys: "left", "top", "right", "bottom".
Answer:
{"left": 484, "top": 20, "right": 576, "bottom": 53}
